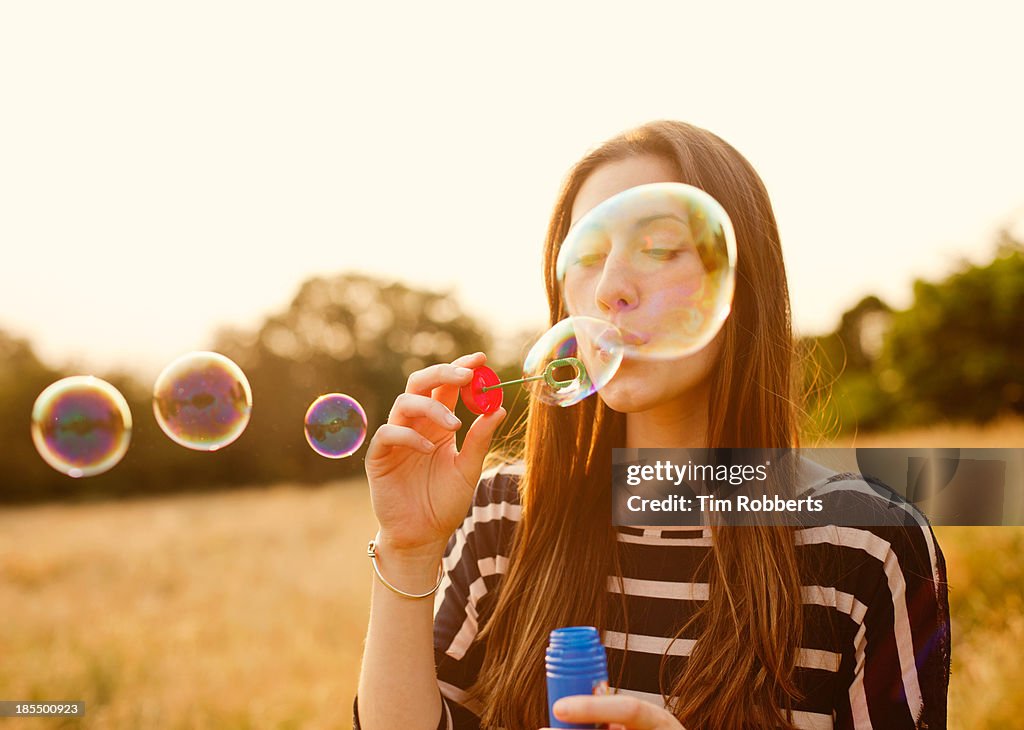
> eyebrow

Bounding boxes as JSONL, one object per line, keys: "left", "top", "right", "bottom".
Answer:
{"left": 631, "top": 213, "right": 687, "bottom": 231}
{"left": 568, "top": 212, "right": 688, "bottom": 240}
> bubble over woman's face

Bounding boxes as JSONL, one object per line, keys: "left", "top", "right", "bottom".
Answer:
{"left": 565, "top": 156, "right": 726, "bottom": 412}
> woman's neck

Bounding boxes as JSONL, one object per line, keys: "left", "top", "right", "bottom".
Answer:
{"left": 624, "top": 395, "right": 710, "bottom": 449}
{"left": 623, "top": 394, "right": 712, "bottom": 531}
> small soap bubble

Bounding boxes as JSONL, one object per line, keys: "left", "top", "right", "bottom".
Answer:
{"left": 522, "top": 316, "right": 625, "bottom": 407}
{"left": 153, "top": 351, "right": 252, "bottom": 451}
{"left": 31, "top": 376, "right": 132, "bottom": 478}
{"left": 304, "top": 393, "right": 368, "bottom": 458}
{"left": 556, "top": 182, "right": 737, "bottom": 359}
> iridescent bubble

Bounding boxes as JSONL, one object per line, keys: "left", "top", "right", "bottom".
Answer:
{"left": 304, "top": 393, "right": 367, "bottom": 458}
{"left": 31, "top": 376, "right": 132, "bottom": 478}
{"left": 153, "top": 351, "right": 252, "bottom": 451}
{"left": 522, "top": 316, "right": 625, "bottom": 407}
{"left": 556, "top": 182, "right": 737, "bottom": 359}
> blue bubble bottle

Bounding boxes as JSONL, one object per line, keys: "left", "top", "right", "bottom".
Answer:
{"left": 546, "top": 626, "right": 610, "bottom": 729}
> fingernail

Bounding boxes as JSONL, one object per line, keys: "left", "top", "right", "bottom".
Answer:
{"left": 455, "top": 367, "right": 472, "bottom": 377}
{"left": 553, "top": 698, "right": 577, "bottom": 715}
{"left": 421, "top": 439, "right": 434, "bottom": 451}
{"left": 445, "top": 413, "right": 461, "bottom": 428}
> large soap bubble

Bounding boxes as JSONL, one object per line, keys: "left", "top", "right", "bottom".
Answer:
{"left": 556, "top": 182, "right": 736, "bottom": 360}
{"left": 153, "top": 351, "right": 252, "bottom": 451}
{"left": 31, "top": 376, "right": 133, "bottom": 478}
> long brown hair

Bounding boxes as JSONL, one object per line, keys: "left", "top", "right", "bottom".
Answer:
{"left": 471, "top": 121, "right": 805, "bottom": 729}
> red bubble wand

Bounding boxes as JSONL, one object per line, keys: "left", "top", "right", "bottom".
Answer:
{"left": 460, "top": 357, "right": 584, "bottom": 415}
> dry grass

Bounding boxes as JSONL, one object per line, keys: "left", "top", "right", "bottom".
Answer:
{"left": 0, "top": 481, "right": 376, "bottom": 729}
{"left": 1, "top": 420, "right": 1021, "bottom": 728}
{"left": 936, "top": 525, "right": 1024, "bottom": 727}
{"left": 821, "top": 415, "right": 1024, "bottom": 448}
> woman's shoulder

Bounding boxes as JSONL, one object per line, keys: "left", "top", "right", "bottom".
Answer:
{"left": 796, "top": 457, "right": 941, "bottom": 532}
{"left": 796, "top": 467, "right": 947, "bottom": 611}
{"left": 443, "top": 460, "right": 524, "bottom": 566}
{"left": 471, "top": 459, "right": 525, "bottom": 512}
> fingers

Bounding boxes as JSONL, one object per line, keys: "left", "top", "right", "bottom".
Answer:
{"left": 388, "top": 392, "right": 463, "bottom": 431}
{"left": 366, "top": 424, "right": 435, "bottom": 460}
{"left": 552, "top": 694, "right": 681, "bottom": 729}
{"left": 371, "top": 352, "right": 498, "bottom": 465}
{"left": 454, "top": 407, "right": 507, "bottom": 486}
{"left": 405, "top": 352, "right": 487, "bottom": 411}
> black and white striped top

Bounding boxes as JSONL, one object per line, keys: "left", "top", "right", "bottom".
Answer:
{"left": 354, "top": 460, "right": 950, "bottom": 730}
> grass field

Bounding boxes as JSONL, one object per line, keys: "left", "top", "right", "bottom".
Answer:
{"left": 1, "top": 420, "right": 1022, "bottom": 729}
{"left": 0, "top": 482, "right": 375, "bottom": 729}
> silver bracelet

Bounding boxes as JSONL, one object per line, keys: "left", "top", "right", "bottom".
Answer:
{"left": 367, "top": 532, "right": 445, "bottom": 599}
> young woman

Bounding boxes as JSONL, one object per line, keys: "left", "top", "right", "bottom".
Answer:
{"left": 354, "top": 121, "right": 950, "bottom": 730}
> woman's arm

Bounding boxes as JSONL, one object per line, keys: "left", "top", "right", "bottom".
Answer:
{"left": 353, "top": 352, "right": 506, "bottom": 730}
{"left": 834, "top": 522, "right": 950, "bottom": 729}
{"left": 357, "top": 538, "right": 449, "bottom": 730}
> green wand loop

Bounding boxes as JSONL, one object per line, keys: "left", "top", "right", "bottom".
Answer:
{"left": 480, "top": 357, "right": 585, "bottom": 393}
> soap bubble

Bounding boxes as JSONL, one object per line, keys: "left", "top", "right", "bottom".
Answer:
{"left": 31, "top": 376, "right": 132, "bottom": 478}
{"left": 153, "top": 351, "right": 252, "bottom": 451}
{"left": 522, "top": 316, "right": 624, "bottom": 407}
{"left": 304, "top": 393, "right": 367, "bottom": 458}
{"left": 556, "top": 182, "right": 736, "bottom": 359}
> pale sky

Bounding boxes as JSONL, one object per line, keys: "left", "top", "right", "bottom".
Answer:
{"left": 2, "top": 1, "right": 1022, "bottom": 381}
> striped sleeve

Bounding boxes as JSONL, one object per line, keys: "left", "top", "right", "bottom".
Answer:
{"left": 828, "top": 520, "right": 950, "bottom": 729}
{"left": 431, "top": 462, "right": 524, "bottom": 729}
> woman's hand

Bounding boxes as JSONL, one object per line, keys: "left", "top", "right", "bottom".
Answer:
{"left": 364, "top": 352, "right": 507, "bottom": 561}
{"left": 541, "top": 695, "right": 688, "bottom": 730}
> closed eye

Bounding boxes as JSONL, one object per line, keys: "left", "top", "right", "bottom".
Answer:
{"left": 575, "top": 252, "right": 607, "bottom": 266}
{"left": 644, "top": 248, "right": 681, "bottom": 261}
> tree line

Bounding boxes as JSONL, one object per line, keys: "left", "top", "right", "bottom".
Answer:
{"left": 1, "top": 234, "right": 1021, "bottom": 503}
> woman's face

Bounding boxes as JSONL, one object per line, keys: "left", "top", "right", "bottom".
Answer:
{"left": 565, "top": 155, "right": 723, "bottom": 413}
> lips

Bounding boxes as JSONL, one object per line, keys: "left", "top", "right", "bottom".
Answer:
{"left": 618, "top": 329, "right": 650, "bottom": 347}
{"left": 594, "top": 326, "right": 648, "bottom": 356}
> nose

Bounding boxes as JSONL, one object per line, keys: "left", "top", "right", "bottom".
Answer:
{"left": 594, "top": 250, "right": 639, "bottom": 315}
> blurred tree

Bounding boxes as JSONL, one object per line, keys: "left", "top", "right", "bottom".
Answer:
{"left": 881, "top": 233, "right": 1024, "bottom": 424}
{"left": 1, "top": 273, "right": 499, "bottom": 503}
{"left": 0, "top": 330, "right": 232, "bottom": 502}
{"left": 0, "top": 331, "right": 64, "bottom": 500}
{"left": 211, "top": 272, "right": 493, "bottom": 485}
{"left": 802, "top": 232, "right": 1024, "bottom": 434}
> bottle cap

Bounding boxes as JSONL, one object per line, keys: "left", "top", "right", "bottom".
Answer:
{"left": 460, "top": 365, "right": 503, "bottom": 415}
